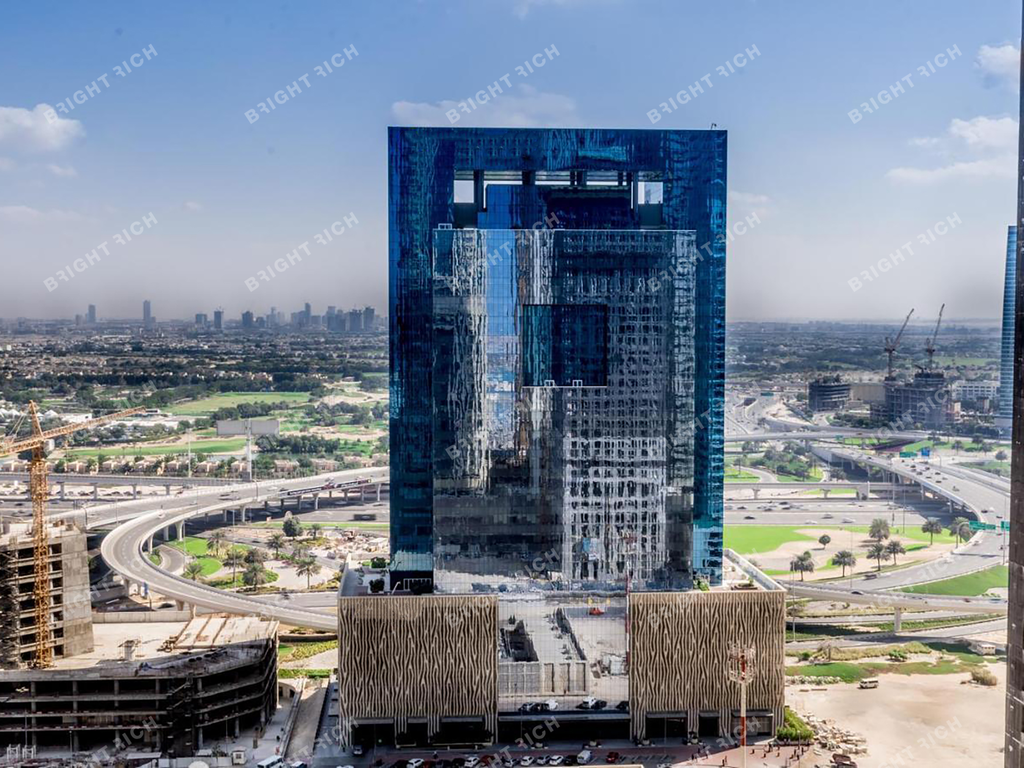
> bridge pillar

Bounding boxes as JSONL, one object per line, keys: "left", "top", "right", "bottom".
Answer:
{"left": 164, "top": 484, "right": 172, "bottom": 496}
{"left": 132, "top": 484, "right": 139, "bottom": 499}
{"left": 264, "top": 500, "right": 269, "bottom": 512}
{"left": 240, "top": 507, "right": 247, "bottom": 524}
{"left": 360, "top": 486, "right": 366, "bottom": 503}
{"left": 176, "top": 521, "right": 184, "bottom": 540}
{"left": 376, "top": 483, "right": 382, "bottom": 502}
{"left": 93, "top": 484, "right": 99, "bottom": 501}
{"left": 147, "top": 534, "right": 154, "bottom": 553}
{"left": 893, "top": 607, "right": 903, "bottom": 633}
{"left": 167, "top": 525, "right": 175, "bottom": 541}
{"left": 313, "top": 493, "right": 320, "bottom": 511}
{"left": 59, "top": 482, "right": 66, "bottom": 501}
{"left": 822, "top": 489, "right": 830, "bottom": 499}
{"left": 752, "top": 488, "right": 760, "bottom": 500}
{"left": 222, "top": 510, "right": 229, "bottom": 523}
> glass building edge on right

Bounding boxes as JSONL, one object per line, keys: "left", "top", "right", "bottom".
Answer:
{"left": 999, "top": 225, "right": 1017, "bottom": 435}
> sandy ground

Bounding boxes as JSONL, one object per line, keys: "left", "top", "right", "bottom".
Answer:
{"left": 752, "top": 527, "right": 953, "bottom": 581}
{"left": 788, "top": 665, "right": 1006, "bottom": 767}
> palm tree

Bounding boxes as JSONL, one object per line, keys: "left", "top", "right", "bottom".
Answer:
{"left": 206, "top": 530, "right": 226, "bottom": 556}
{"left": 242, "top": 562, "right": 269, "bottom": 590}
{"left": 949, "top": 517, "right": 971, "bottom": 549}
{"left": 295, "top": 557, "right": 322, "bottom": 589}
{"left": 183, "top": 560, "right": 204, "bottom": 581}
{"left": 245, "top": 547, "right": 268, "bottom": 565}
{"left": 885, "top": 539, "right": 906, "bottom": 565}
{"left": 869, "top": 518, "right": 890, "bottom": 542}
{"left": 309, "top": 523, "right": 323, "bottom": 540}
{"left": 790, "top": 551, "right": 815, "bottom": 581}
{"left": 831, "top": 550, "right": 857, "bottom": 577}
{"left": 921, "top": 519, "right": 944, "bottom": 546}
{"left": 223, "top": 549, "right": 245, "bottom": 583}
{"left": 867, "top": 542, "right": 890, "bottom": 571}
{"left": 267, "top": 533, "right": 286, "bottom": 558}
{"left": 818, "top": 534, "right": 831, "bottom": 550}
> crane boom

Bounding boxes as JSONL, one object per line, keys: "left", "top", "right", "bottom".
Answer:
{"left": 1, "top": 406, "right": 145, "bottom": 455}
{"left": 2, "top": 402, "right": 144, "bottom": 667}
{"left": 884, "top": 308, "right": 915, "bottom": 379}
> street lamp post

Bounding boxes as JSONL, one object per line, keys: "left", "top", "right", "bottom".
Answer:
{"left": 728, "top": 644, "right": 757, "bottom": 768}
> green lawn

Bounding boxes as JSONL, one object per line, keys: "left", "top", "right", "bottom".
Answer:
{"left": 900, "top": 565, "right": 1009, "bottom": 596}
{"left": 166, "top": 392, "right": 311, "bottom": 416}
{"left": 724, "top": 525, "right": 818, "bottom": 555}
{"left": 726, "top": 522, "right": 955, "bottom": 558}
{"left": 168, "top": 536, "right": 248, "bottom": 576}
{"left": 724, "top": 465, "right": 759, "bottom": 482}
{"left": 67, "top": 438, "right": 247, "bottom": 458}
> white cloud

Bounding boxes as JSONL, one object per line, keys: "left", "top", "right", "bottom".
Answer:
{"left": 888, "top": 115, "right": 1017, "bottom": 184}
{"left": 0, "top": 157, "right": 14, "bottom": 171}
{"left": 947, "top": 116, "right": 1017, "bottom": 151}
{"left": 729, "top": 190, "right": 771, "bottom": 221}
{"left": 0, "top": 205, "right": 90, "bottom": 223}
{"left": 46, "top": 163, "right": 77, "bottom": 177}
{"left": 976, "top": 43, "right": 1019, "bottom": 87}
{"left": 886, "top": 157, "right": 1015, "bottom": 184}
{"left": 0, "top": 104, "right": 84, "bottom": 152}
{"left": 183, "top": 201, "right": 203, "bottom": 212}
{"left": 392, "top": 85, "right": 580, "bottom": 128}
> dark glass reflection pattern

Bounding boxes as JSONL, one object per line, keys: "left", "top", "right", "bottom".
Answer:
{"left": 388, "top": 128, "right": 727, "bottom": 588}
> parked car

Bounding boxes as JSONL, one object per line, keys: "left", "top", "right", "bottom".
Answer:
{"left": 520, "top": 758, "right": 533, "bottom": 766}
{"left": 606, "top": 753, "right": 621, "bottom": 764}
{"left": 408, "top": 760, "right": 425, "bottom": 768}
{"left": 744, "top": 515, "right": 756, "bottom": 520}
{"left": 592, "top": 699, "right": 607, "bottom": 710}
{"left": 353, "top": 746, "right": 364, "bottom": 757}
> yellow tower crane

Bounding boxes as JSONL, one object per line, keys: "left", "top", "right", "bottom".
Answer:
{"left": 1, "top": 402, "right": 144, "bottom": 667}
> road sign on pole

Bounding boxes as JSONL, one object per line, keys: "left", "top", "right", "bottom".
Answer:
{"left": 969, "top": 521, "right": 997, "bottom": 531}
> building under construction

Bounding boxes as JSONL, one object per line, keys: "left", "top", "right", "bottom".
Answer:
{"left": 875, "top": 370, "right": 955, "bottom": 430}
{"left": 807, "top": 375, "right": 851, "bottom": 412}
{"left": 0, "top": 519, "right": 92, "bottom": 668}
{"left": 0, "top": 615, "right": 278, "bottom": 756}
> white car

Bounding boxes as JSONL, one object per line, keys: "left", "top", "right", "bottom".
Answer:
{"left": 549, "top": 757, "right": 564, "bottom": 766}
{"left": 842, "top": 518, "right": 855, "bottom": 524}
{"left": 545, "top": 698, "right": 559, "bottom": 711}
{"left": 520, "top": 758, "right": 534, "bottom": 766}
{"left": 408, "top": 760, "right": 425, "bottom": 768}
{"left": 466, "top": 758, "right": 480, "bottom": 767}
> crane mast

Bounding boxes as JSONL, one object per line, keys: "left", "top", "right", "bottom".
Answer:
{"left": 2, "top": 402, "right": 144, "bottom": 667}
{"left": 924, "top": 304, "right": 945, "bottom": 370}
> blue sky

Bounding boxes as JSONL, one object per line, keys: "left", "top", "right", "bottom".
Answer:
{"left": 0, "top": 0, "right": 1020, "bottom": 321}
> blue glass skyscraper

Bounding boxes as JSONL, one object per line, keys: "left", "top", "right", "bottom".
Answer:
{"left": 999, "top": 225, "right": 1017, "bottom": 435}
{"left": 388, "top": 128, "right": 727, "bottom": 589}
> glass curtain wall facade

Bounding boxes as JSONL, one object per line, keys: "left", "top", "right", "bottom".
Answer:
{"left": 1000, "top": 225, "right": 1017, "bottom": 435}
{"left": 388, "top": 128, "right": 727, "bottom": 590}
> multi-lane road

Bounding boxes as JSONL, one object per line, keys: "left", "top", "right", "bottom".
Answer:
{"left": 98, "top": 468, "right": 387, "bottom": 629}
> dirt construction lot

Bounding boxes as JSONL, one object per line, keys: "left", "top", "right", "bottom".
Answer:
{"left": 787, "top": 665, "right": 1006, "bottom": 767}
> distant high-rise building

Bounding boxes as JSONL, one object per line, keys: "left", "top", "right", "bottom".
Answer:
{"left": 213, "top": 310, "right": 223, "bottom": 331}
{"left": 363, "top": 306, "right": 375, "bottom": 331}
{"left": 241, "top": 310, "right": 254, "bottom": 329}
{"left": 87, "top": 305, "right": 96, "bottom": 325}
{"left": 327, "top": 305, "right": 337, "bottom": 317}
{"left": 195, "top": 313, "right": 208, "bottom": 328}
{"left": 999, "top": 225, "right": 1017, "bottom": 436}
{"left": 346, "top": 309, "right": 362, "bottom": 333}
{"left": 143, "top": 300, "right": 152, "bottom": 328}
